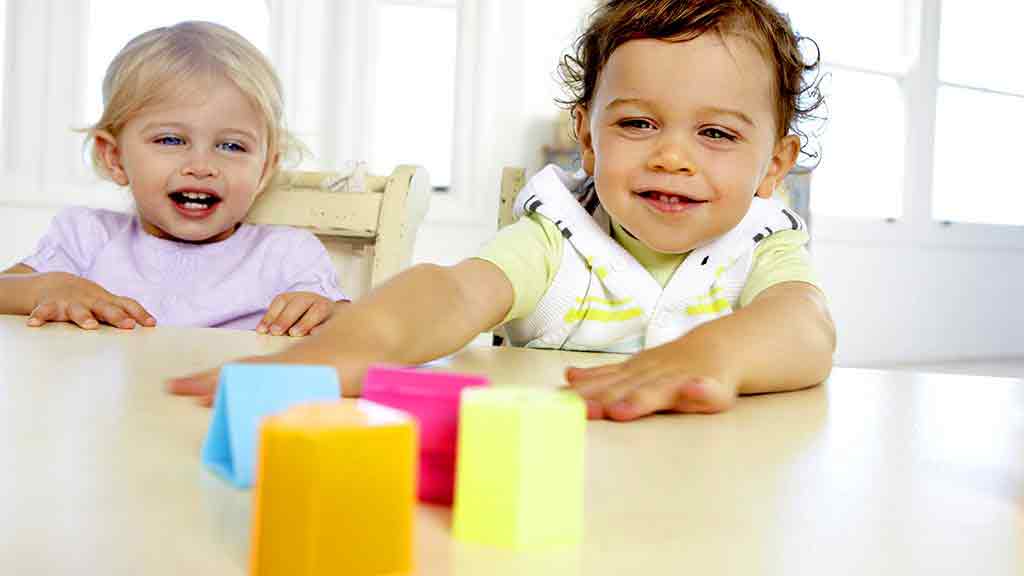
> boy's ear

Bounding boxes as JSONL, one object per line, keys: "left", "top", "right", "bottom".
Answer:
{"left": 573, "top": 105, "right": 596, "bottom": 175}
{"left": 94, "top": 131, "right": 129, "bottom": 186}
{"left": 755, "top": 135, "right": 800, "bottom": 199}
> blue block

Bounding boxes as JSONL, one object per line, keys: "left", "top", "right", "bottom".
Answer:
{"left": 201, "top": 363, "right": 340, "bottom": 489}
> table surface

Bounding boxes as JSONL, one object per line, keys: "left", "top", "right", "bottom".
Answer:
{"left": 1, "top": 314, "right": 1021, "bottom": 575}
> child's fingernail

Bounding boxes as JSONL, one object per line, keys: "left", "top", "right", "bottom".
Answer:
{"left": 289, "top": 327, "right": 301, "bottom": 336}
{"left": 270, "top": 325, "right": 282, "bottom": 335}
{"left": 256, "top": 324, "right": 266, "bottom": 333}
{"left": 84, "top": 320, "right": 98, "bottom": 328}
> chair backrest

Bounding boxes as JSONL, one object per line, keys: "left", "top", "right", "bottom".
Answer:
{"left": 498, "top": 166, "right": 527, "bottom": 229}
{"left": 498, "top": 165, "right": 812, "bottom": 232}
{"left": 246, "top": 165, "right": 431, "bottom": 298}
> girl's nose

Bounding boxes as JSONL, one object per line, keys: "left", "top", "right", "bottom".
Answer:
{"left": 181, "top": 154, "right": 220, "bottom": 178}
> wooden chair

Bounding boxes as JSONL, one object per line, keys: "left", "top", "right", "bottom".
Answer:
{"left": 246, "top": 165, "right": 431, "bottom": 298}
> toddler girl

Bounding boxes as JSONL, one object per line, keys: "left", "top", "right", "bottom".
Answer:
{"left": 0, "top": 21, "right": 346, "bottom": 336}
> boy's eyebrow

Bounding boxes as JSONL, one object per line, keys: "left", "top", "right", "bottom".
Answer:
{"left": 605, "top": 98, "right": 757, "bottom": 128}
{"left": 699, "top": 106, "right": 757, "bottom": 128}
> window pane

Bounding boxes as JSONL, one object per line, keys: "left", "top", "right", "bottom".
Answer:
{"left": 932, "top": 87, "right": 1024, "bottom": 226}
{"left": 773, "top": 0, "right": 911, "bottom": 72}
{"left": 87, "top": 1, "right": 269, "bottom": 122}
{"left": 810, "top": 69, "right": 904, "bottom": 219}
{"left": 371, "top": 3, "right": 456, "bottom": 189}
{"left": 939, "top": 2, "right": 1024, "bottom": 95}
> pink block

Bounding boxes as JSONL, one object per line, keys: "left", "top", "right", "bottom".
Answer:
{"left": 362, "top": 364, "right": 489, "bottom": 505}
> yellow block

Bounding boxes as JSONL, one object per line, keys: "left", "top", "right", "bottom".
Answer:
{"left": 453, "top": 388, "right": 586, "bottom": 550}
{"left": 250, "top": 400, "right": 417, "bottom": 576}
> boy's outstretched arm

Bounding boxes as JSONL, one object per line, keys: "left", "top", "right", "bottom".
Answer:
{"left": 566, "top": 281, "right": 835, "bottom": 420}
{"left": 167, "top": 259, "right": 514, "bottom": 400}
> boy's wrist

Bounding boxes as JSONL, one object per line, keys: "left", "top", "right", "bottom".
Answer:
{"left": 675, "top": 320, "right": 742, "bottom": 390}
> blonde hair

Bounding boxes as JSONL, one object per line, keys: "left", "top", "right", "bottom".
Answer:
{"left": 87, "top": 21, "right": 298, "bottom": 189}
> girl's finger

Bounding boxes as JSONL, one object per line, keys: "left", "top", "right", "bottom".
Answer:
{"left": 67, "top": 302, "right": 100, "bottom": 330}
{"left": 27, "top": 301, "right": 61, "bottom": 326}
{"left": 94, "top": 300, "right": 135, "bottom": 329}
{"left": 116, "top": 297, "right": 156, "bottom": 326}
{"left": 258, "top": 295, "right": 289, "bottom": 334}
{"left": 289, "top": 300, "right": 331, "bottom": 337}
{"left": 271, "top": 298, "right": 313, "bottom": 337}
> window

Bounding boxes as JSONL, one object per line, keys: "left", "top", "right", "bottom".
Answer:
{"left": 369, "top": 0, "right": 458, "bottom": 191}
{"left": 775, "top": 1, "right": 1024, "bottom": 228}
{"left": 774, "top": 0, "right": 910, "bottom": 221}
{"left": 86, "top": 1, "right": 270, "bottom": 123}
{"left": 932, "top": 2, "right": 1024, "bottom": 226}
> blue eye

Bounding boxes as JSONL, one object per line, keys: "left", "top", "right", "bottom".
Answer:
{"left": 217, "top": 141, "right": 247, "bottom": 153}
{"left": 154, "top": 135, "right": 185, "bottom": 146}
{"left": 700, "top": 127, "right": 738, "bottom": 141}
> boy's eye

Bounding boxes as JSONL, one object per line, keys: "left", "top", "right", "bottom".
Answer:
{"left": 217, "top": 141, "right": 247, "bottom": 153}
{"left": 154, "top": 135, "right": 185, "bottom": 146}
{"left": 618, "top": 118, "right": 656, "bottom": 131}
{"left": 699, "top": 127, "right": 738, "bottom": 141}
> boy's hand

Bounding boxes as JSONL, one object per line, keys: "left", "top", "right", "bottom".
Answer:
{"left": 564, "top": 340, "right": 737, "bottom": 421}
{"left": 27, "top": 272, "right": 155, "bottom": 330}
{"left": 256, "top": 292, "right": 339, "bottom": 337}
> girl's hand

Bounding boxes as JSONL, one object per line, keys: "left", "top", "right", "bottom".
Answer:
{"left": 563, "top": 339, "right": 738, "bottom": 421}
{"left": 257, "top": 292, "right": 339, "bottom": 337}
{"left": 27, "top": 272, "right": 156, "bottom": 330}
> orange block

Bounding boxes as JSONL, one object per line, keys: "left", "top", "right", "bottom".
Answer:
{"left": 250, "top": 400, "right": 417, "bottom": 576}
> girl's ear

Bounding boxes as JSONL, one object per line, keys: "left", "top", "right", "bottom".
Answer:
{"left": 573, "top": 105, "right": 596, "bottom": 175}
{"left": 755, "top": 135, "right": 800, "bottom": 199}
{"left": 256, "top": 152, "right": 280, "bottom": 196}
{"left": 94, "top": 131, "right": 129, "bottom": 186}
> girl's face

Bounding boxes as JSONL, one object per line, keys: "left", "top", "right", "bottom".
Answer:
{"left": 575, "top": 34, "right": 799, "bottom": 254}
{"left": 96, "top": 76, "right": 271, "bottom": 243}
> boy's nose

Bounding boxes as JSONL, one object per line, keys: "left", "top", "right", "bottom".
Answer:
{"left": 648, "top": 139, "right": 695, "bottom": 174}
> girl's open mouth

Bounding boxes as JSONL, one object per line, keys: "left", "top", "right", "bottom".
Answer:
{"left": 169, "top": 191, "right": 222, "bottom": 217}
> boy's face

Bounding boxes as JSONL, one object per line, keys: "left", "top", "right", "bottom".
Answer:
{"left": 575, "top": 34, "right": 799, "bottom": 254}
{"left": 96, "top": 77, "right": 271, "bottom": 244}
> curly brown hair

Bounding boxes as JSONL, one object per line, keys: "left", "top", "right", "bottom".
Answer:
{"left": 558, "top": 0, "right": 824, "bottom": 158}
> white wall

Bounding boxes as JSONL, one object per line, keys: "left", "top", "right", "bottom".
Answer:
{"left": 813, "top": 242, "right": 1022, "bottom": 366}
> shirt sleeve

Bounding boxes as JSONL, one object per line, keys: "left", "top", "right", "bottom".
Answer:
{"left": 278, "top": 230, "right": 349, "bottom": 302}
{"left": 476, "top": 214, "right": 564, "bottom": 322}
{"left": 739, "top": 229, "right": 821, "bottom": 307}
{"left": 21, "top": 207, "right": 112, "bottom": 276}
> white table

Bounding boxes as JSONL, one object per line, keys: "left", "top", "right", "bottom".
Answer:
{"left": 1, "top": 314, "right": 1021, "bottom": 575}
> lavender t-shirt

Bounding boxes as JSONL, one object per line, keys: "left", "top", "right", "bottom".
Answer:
{"left": 22, "top": 207, "right": 348, "bottom": 330}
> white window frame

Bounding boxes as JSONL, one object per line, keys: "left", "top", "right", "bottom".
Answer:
{"left": 812, "top": 0, "right": 1024, "bottom": 250}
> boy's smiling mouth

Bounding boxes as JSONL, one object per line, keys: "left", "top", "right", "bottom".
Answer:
{"left": 634, "top": 189, "right": 707, "bottom": 213}
{"left": 168, "top": 188, "right": 223, "bottom": 216}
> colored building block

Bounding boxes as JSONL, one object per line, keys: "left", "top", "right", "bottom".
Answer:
{"left": 201, "top": 363, "right": 339, "bottom": 488}
{"left": 452, "top": 387, "right": 586, "bottom": 550}
{"left": 250, "top": 401, "right": 417, "bottom": 576}
{"left": 362, "top": 364, "right": 489, "bottom": 505}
